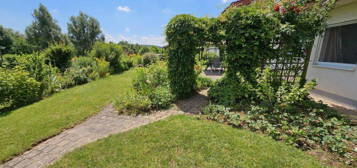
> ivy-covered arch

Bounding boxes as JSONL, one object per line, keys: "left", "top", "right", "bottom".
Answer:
{"left": 165, "top": 15, "right": 205, "bottom": 98}
{"left": 165, "top": 0, "right": 335, "bottom": 99}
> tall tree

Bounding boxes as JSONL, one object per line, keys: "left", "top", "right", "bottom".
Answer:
{"left": 0, "top": 26, "right": 13, "bottom": 55}
{"left": 67, "top": 12, "right": 102, "bottom": 55}
{"left": 25, "top": 4, "right": 62, "bottom": 50}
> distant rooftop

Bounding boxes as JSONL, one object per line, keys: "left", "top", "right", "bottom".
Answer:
{"left": 223, "top": 0, "right": 254, "bottom": 13}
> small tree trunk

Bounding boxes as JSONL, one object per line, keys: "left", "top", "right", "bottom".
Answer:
{"left": 300, "top": 48, "right": 312, "bottom": 87}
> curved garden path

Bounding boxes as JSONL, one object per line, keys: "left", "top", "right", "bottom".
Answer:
{"left": 1, "top": 91, "right": 209, "bottom": 168}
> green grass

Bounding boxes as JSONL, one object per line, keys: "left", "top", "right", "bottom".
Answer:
{"left": 0, "top": 70, "right": 136, "bottom": 163}
{"left": 51, "top": 115, "right": 323, "bottom": 168}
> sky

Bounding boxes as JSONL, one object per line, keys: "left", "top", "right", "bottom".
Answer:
{"left": 0, "top": 0, "right": 236, "bottom": 46}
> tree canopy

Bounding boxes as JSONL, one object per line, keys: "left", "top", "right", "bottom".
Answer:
{"left": 25, "top": 4, "right": 62, "bottom": 50}
{"left": 67, "top": 12, "right": 103, "bottom": 55}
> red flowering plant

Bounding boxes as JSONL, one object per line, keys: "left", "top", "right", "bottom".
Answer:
{"left": 270, "top": 0, "right": 336, "bottom": 68}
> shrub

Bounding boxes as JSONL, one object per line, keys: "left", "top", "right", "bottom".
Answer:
{"left": 55, "top": 73, "right": 75, "bottom": 89}
{"left": 138, "top": 47, "right": 151, "bottom": 55}
{"left": 220, "top": 5, "right": 279, "bottom": 82}
{"left": 142, "top": 52, "right": 159, "bottom": 66}
{"left": 133, "top": 62, "right": 170, "bottom": 95}
{"left": 15, "top": 53, "right": 61, "bottom": 96}
{"left": 115, "top": 62, "right": 175, "bottom": 114}
{"left": 122, "top": 54, "right": 143, "bottom": 70}
{"left": 195, "top": 76, "right": 214, "bottom": 90}
{"left": 90, "top": 42, "right": 124, "bottom": 73}
{"left": 149, "top": 86, "right": 175, "bottom": 109}
{"left": 166, "top": 14, "right": 204, "bottom": 99}
{"left": 65, "top": 57, "right": 99, "bottom": 85}
{"left": 0, "top": 68, "right": 41, "bottom": 110}
{"left": 95, "top": 58, "right": 110, "bottom": 78}
{"left": 0, "top": 54, "right": 20, "bottom": 69}
{"left": 42, "top": 44, "right": 75, "bottom": 71}
{"left": 208, "top": 75, "right": 254, "bottom": 108}
{"left": 114, "top": 93, "right": 152, "bottom": 115}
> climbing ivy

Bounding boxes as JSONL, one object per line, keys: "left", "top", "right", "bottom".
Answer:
{"left": 166, "top": 0, "right": 335, "bottom": 98}
{"left": 165, "top": 15, "right": 204, "bottom": 98}
{"left": 220, "top": 5, "right": 279, "bottom": 83}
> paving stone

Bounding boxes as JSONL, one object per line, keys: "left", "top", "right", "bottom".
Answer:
{"left": 1, "top": 91, "right": 208, "bottom": 168}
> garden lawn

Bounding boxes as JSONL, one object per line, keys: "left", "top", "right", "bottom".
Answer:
{"left": 0, "top": 70, "right": 136, "bottom": 163}
{"left": 51, "top": 115, "right": 323, "bottom": 168}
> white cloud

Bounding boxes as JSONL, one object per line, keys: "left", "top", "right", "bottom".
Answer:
{"left": 118, "top": 35, "right": 167, "bottom": 46}
{"left": 117, "top": 6, "right": 131, "bottom": 12}
{"left": 103, "top": 33, "right": 167, "bottom": 46}
{"left": 162, "top": 8, "right": 172, "bottom": 15}
{"left": 51, "top": 9, "right": 59, "bottom": 14}
{"left": 124, "top": 27, "right": 130, "bottom": 33}
{"left": 104, "top": 33, "right": 119, "bottom": 43}
{"left": 222, "top": 0, "right": 234, "bottom": 3}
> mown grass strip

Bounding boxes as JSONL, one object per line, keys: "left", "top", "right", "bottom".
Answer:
{"left": 0, "top": 70, "right": 136, "bottom": 162}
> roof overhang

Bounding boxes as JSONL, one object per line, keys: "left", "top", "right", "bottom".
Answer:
{"left": 336, "top": 0, "right": 357, "bottom": 7}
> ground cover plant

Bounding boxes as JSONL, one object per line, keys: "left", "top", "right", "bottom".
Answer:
{"left": 0, "top": 70, "right": 137, "bottom": 163}
{"left": 50, "top": 115, "right": 324, "bottom": 168}
{"left": 205, "top": 69, "right": 357, "bottom": 166}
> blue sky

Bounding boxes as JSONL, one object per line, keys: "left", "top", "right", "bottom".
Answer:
{"left": 0, "top": 0, "right": 235, "bottom": 46}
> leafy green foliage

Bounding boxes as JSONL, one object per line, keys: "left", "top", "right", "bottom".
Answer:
{"left": 67, "top": 12, "right": 102, "bottom": 55}
{"left": 133, "top": 62, "right": 170, "bottom": 95}
{"left": 206, "top": 69, "right": 356, "bottom": 163}
{"left": 149, "top": 86, "right": 175, "bottom": 109}
{"left": 166, "top": 14, "right": 204, "bottom": 98}
{"left": 138, "top": 47, "right": 151, "bottom": 55}
{"left": 220, "top": 5, "right": 279, "bottom": 81}
{"left": 142, "top": 52, "right": 159, "bottom": 66}
{"left": 0, "top": 26, "right": 34, "bottom": 54}
{"left": 114, "top": 93, "right": 152, "bottom": 115}
{"left": 64, "top": 57, "right": 100, "bottom": 85}
{"left": 133, "top": 62, "right": 174, "bottom": 109}
{"left": 118, "top": 41, "right": 163, "bottom": 56}
{"left": 0, "top": 70, "right": 137, "bottom": 162}
{"left": 95, "top": 58, "right": 110, "bottom": 78}
{"left": 0, "top": 26, "right": 13, "bottom": 54}
{"left": 25, "top": 4, "right": 62, "bottom": 50}
{"left": 115, "top": 62, "right": 175, "bottom": 114}
{"left": 42, "top": 44, "right": 75, "bottom": 71}
{"left": 208, "top": 75, "right": 254, "bottom": 108}
{"left": 0, "top": 54, "right": 20, "bottom": 69}
{"left": 195, "top": 76, "right": 214, "bottom": 90}
{"left": 202, "top": 104, "right": 239, "bottom": 124}
{"left": 90, "top": 42, "right": 124, "bottom": 73}
{"left": 122, "top": 54, "right": 143, "bottom": 70}
{"left": 15, "top": 53, "right": 62, "bottom": 95}
{"left": 0, "top": 69, "right": 41, "bottom": 111}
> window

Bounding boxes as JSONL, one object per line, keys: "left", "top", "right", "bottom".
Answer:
{"left": 319, "top": 23, "right": 357, "bottom": 65}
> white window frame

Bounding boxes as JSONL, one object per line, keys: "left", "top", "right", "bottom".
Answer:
{"left": 313, "top": 19, "right": 357, "bottom": 71}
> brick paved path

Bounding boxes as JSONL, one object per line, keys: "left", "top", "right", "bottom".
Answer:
{"left": 1, "top": 91, "right": 208, "bottom": 168}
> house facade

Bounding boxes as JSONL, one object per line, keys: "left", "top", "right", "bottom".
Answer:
{"left": 307, "top": 0, "right": 357, "bottom": 110}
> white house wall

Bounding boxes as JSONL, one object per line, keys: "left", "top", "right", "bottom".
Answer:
{"left": 307, "top": 0, "right": 357, "bottom": 109}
